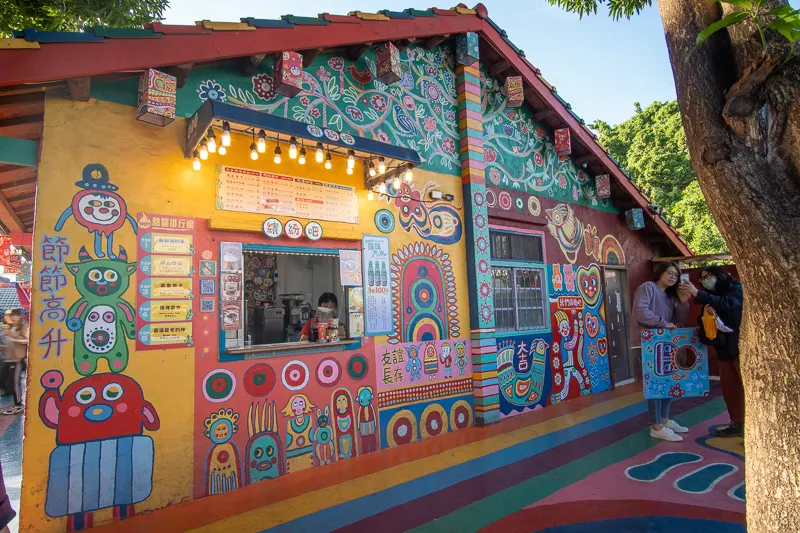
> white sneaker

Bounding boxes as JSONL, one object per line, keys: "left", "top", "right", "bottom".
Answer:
{"left": 665, "top": 419, "right": 689, "bottom": 434}
{"left": 650, "top": 426, "right": 683, "bottom": 442}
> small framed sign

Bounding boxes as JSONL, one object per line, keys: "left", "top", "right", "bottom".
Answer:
{"left": 304, "top": 221, "right": 323, "bottom": 241}
{"left": 285, "top": 219, "right": 303, "bottom": 239}
{"left": 263, "top": 217, "right": 283, "bottom": 238}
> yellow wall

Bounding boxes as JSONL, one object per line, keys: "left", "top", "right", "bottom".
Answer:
{"left": 22, "top": 95, "right": 469, "bottom": 531}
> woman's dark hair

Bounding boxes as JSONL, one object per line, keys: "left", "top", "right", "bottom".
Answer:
{"left": 652, "top": 261, "right": 682, "bottom": 301}
{"left": 318, "top": 292, "right": 338, "bottom": 308}
{"left": 700, "top": 266, "right": 734, "bottom": 293}
{"left": 9, "top": 308, "right": 22, "bottom": 317}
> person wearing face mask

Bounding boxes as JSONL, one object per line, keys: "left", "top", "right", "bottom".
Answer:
{"left": 630, "top": 261, "right": 691, "bottom": 442}
{"left": 681, "top": 267, "right": 744, "bottom": 437}
{"left": 300, "top": 293, "right": 345, "bottom": 342}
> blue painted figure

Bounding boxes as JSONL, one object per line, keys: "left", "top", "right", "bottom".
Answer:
{"left": 405, "top": 344, "right": 422, "bottom": 382}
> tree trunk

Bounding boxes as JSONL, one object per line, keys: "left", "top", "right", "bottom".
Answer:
{"left": 657, "top": 0, "right": 800, "bottom": 531}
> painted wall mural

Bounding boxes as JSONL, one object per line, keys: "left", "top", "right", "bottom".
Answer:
{"left": 382, "top": 182, "right": 463, "bottom": 245}
{"left": 388, "top": 242, "right": 460, "bottom": 344}
{"left": 496, "top": 334, "right": 553, "bottom": 417}
{"left": 480, "top": 70, "right": 616, "bottom": 213}
{"left": 545, "top": 204, "right": 626, "bottom": 266}
{"left": 642, "top": 328, "right": 710, "bottom": 400}
{"left": 548, "top": 263, "right": 612, "bottom": 403}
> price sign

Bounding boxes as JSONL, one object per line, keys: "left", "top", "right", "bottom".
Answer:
{"left": 285, "top": 219, "right": 303, "bottom": 239}
{"left": 263, "top": 218, "right": 283, "bottom": 238}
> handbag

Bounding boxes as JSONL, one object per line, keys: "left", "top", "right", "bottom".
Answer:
{"left": 697, "top": 305, "right": 727, "bottom": 347}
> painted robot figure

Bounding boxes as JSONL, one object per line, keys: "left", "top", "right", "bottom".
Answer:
{"left": 405, "top": 344, "right": 422, "bottom": 383}
{"left": 38, "top": 370, "right": 160, "bottom": 531}
{"left": 356, "top": 386, "right": 378, "bottom": 454}
{"left": 331, "top": 388, "right": 358, "bottom": 460}
{"left": 455, "top": 341, "right": 468, "bottom": 376}
{"left": 281, "top": 394, "right": 315, "bottom": 473}
{"left": 55, "top": 164, "right": 138, "bottom": 260}
{"left": 555, "top": 310, "right": 588, "bottom": 400}
{"left": 423, "top": 342, "right": 439, "bottom": 379}
{"left": 314, "top": 406, "right": 336, "bottom": 466}
{"left": 65, "top": 246, "right": 137, "bottom": 376}
{"left": 439, "top": 342, "right": 453, "bottom": 379}
{"left": 245, "top": 400, "right": 285, "bottom": 485}
{"left": 204, "top": 408, "right": 242, "bottom": 495}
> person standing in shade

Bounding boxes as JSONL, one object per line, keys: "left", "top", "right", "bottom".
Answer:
{"left": 1, "top": 309, "right": 28, "bottom": 415}
{"left": 630, "top": 261, "right": 691, "bottom": 442}
{"left": 0, "top": 459, "right": 14, "bottom": 533}
{"left": 681, "top": 267, "right": 744, "bottom": 437}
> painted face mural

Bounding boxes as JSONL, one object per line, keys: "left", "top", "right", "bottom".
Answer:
{"left": 314, "top": 406, "right": 336, "bottom": 466}
{"left": 38, "top": 370, "right": 160, "bottom": 521}
{"left": 245, "top": 400, "right": 285, "bottom": 484}
{"left": 356, "top": 386, "right": 378, "bottom": 455}
{"left": 331, "top": 388, "right": 358, "bottom": 460}
{"left": 55, "top": 164, "right": 138, "bottom": 259}
{"left": 204, "top": 408, "right": 241, "bottom": 496}
{"left": 281, "top": 394, "right": 316, "bottom": 473}
{"left": 65, "top": 246, "right": 137, "bottom": 376}
{"left": 389, "top": 243, "right": 459, "bottom": 344}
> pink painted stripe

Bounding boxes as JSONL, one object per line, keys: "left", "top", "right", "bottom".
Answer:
{"left": 457, "top": 80, "right": 481, "bottom": 96}
{"left": 473, "top": 384, "right": 500, "bottom": 398}
{"left": 458, "top": 108, "right": 483, "bottom": 122}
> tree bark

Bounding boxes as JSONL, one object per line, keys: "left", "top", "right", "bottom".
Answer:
{"left": 657, "top": 0, "right": 800, "bottom": 531}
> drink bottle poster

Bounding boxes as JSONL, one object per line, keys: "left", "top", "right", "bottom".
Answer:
{"left": 362, "top": 235, "right": 392, "bottom": 336}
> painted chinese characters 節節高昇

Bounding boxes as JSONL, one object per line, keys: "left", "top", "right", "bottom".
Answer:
{"left": 548, "top": 263, "right": 612, "bottom": 404}
{"left": 37, "top": 370, "right": 160, "bottom": 528}
{"left": 375, "top": 339, "right": 471, "bottom": 391}
{"left": 388, "top": 242, "right": 460, "bottom": 345}
{"left": 37, "top": 234, "right": 71, "bottom": 360}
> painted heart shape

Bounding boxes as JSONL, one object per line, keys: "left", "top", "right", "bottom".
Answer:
{"left": 577, "top": 265, "right": 601, "bottom": 307}
{"left": 585, "top": 314, "right": 600, "bottom": 338}
{"left": 598, "top": 338, "right": 608, "bottom": 355}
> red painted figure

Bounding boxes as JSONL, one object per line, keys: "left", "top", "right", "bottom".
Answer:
{"left": 356, "top": 386, "right": 378, "bottom": 454}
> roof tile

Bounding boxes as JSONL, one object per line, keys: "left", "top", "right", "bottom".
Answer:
{"left": 19, "top": 29, "right": 103, "bottom": 43}
{"left": 0, "top": 39, "right": 40, "bottom": 49}
{"left": 91, "top": 27, "right": 161, "bottom": 39}
{"left": 281, "top": 15, "right": 330, "bottom": 25}
{"left": 404, "top": 8, "right": 437, "bottom": 17}
{"left": 196, "top": 20, "right": 256, "bottom": 31}
{"left": 350, "top": 11, "right": 391, "bottom": 21}
{"left": 379, "top": 10, "right": 416, "bottom": 18}
{"left": 240, "top": 18, "right": 295, "bottom": 28}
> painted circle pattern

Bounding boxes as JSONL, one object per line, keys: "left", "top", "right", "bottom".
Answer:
{"left": 263, "top": 218, "right": 283, "bottom": 238}
{"left": 340, "top": 133, "right": 355, "bottom": 145}
{"left": 284, "top": 219, "right": 303, "bottom": 239}
{"left": 475, "top": 214, "right": 486, "bottom": 229}
{"left": 528, "top": 196, "right": 541, "bottom": 216}
{"left": 307, "top": 125, "right": 323, "bottom": 137}
{"left": 420, "top": 403, "right": 449, "bottom": 439}
{"left": 304, "top": 221, "right": 323, "bottom": 241}
{"left": 450, "top": 399, "right": 473, "bottom": 430}
{"left": 243, "top": 363, "right": 276, "bottom": 397}
{"left": 324, "top": 129, "right": 340, "bottom": 141}
{"left": 386, "top": 409, "right": 417, "bottom": 447}
{"left": 515, "top": 197, "right": 524, "bottom": 211}
{"left": 485, "top": 188, "right": 497, "bottom": 207}
{"left": 374, "top": 209, "right": 396, "bottom": 233}
{"left": 316, "top": 357, "right": 342, "bottom": 387}
{"left": 347, "top": 353, "right": 369, "bottom": 380}
{"left": 281, "top": 360, "right": 310, "bottom": 391}
{"left": 498, "top": 191, "right": 512, "bottom": 210}
{"left": 202, "top": 369, "right": 236, "bottom": 403}
{"left": 473, "top": 191, "right": 485, "bottom": 206}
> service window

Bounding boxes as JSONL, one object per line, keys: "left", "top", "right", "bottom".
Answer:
{"left": 489, "top": 229, "right": 547, "bottom": 333}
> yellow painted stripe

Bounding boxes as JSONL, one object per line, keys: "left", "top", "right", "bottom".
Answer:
{"left": 472, "top": 370, "right": 498, "bottom": 380}
{"left": 0, "top": 38, "right": 40, "bottom": 49}
{"left": 457, "top": 91, "right": 481, "bottom": 105}
{"left": 456, "top": 6, "right": 477, "bottom": 14}
{"left": 189, "top": 392, "right": 642, "bottom": 532}
{"left": 350, "top": 11, "right": 391, "bottom": 21}
{"left": 196, "top": 20, "right": 256, "bottom": 31}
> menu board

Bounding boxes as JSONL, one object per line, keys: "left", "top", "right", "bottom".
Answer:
{"left": 217, "top": 165, "right": 359, "bottom": 224}
{"left": 362, "top": 235, "right": 392, "bottom": 336}
{"left": 136, "top": 213, "right": 196, "bottom": 350}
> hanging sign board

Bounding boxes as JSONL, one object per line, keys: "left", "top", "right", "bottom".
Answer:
{"left": 362, "top": 235, "right": 392, "bottom": 336}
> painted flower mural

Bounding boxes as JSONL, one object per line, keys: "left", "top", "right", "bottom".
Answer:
{"left": 480, "top": 69, "right": 616, "bottom": 212}
{"left": 188, "top": 46, "right": 461, "bottom": 175}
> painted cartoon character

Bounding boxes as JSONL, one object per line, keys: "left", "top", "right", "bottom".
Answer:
{"left": 204, "top": 408, "right": 241, "bottom": 496}
{"left": 455, "top": 341, "right": 468, "bottom": 376}
{"left": 546, "top": 204, "right": 584, "bottom": 264}
{"left": 314, "top": 406, "right": 336, "bottom": 466}
{"left": 423, "top": 342, "right": 439, "bottom": 379}
{"left": 439, "top": 342, "right": 453, "bottom": 378}
{"left": 55, "top": 164, "right": 138, "bottom": 259}
{"left": 65, "top": 246, "right": 136, "bottom": 376}
{"left": 356, "top": 386, "right": 378, "bottom": 455}
{"left": 281, "top": 394, "right": 315, "bottom": 473}
{"left": 245, "top": 400, "right": 284, "bottom": 485}
{"left": 393, "top": 183, "right": 463, "bottom": 245}
{"left": 405, "top": 344, "right": 422, "bottom": 382}
{"left": 554, "top": 310, "right": 588, "bottom": 400}
{"left": 38, "top": 370, "right": 160, "bottom": 529}
{"left": 332, "top": 388, "right": 358, "bottom": 460}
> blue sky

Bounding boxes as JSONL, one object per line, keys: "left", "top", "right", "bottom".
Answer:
{"left": 162, "top": 1, "right": 679, "bottom": 126}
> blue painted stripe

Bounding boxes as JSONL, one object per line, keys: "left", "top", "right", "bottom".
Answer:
{"left": 82, "top": 441, "right": 101, "bottom": 511}
{"left": 240, "top": 17, "right": 295, "bottom": 28}
{"left": 45, "top": 445, "right": 71, "bottom": 518}
{"left": 67, "top": 443, "right": 85, "bottom": 515}
{"left": 99, "top": 438, "right": 117, "bottom": 509}
{"left": 260, "top": 400, "right": 648, "bottom": 533}
{"left": 114, "top": 436, "right": 133, "bottom": 505}
{"left": 21, "top": 29, "right": 104, "bottom": 42}
{"left": 131, "top": 436, "right": 155, "bottom": 502}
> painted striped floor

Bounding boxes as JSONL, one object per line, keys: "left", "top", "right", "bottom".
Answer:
{"left": 93, "top": 384, "right": 746, "bottom": 533}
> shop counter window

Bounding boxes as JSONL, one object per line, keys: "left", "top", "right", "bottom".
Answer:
{"left": 219, "top": 242, "right": 361, "bottom": 360}
{"left": 490, "top": 229, "right": 547, "bottom": 333}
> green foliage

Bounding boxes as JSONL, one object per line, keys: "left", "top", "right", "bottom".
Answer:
{"left": 591, "top": 101, "right": 728, "bottom": 254}
{"left": 0, "top": 0, "right": 168, "bottom": 36}
{"left": 545, "top": 0, "right": 652, "bottom": 20}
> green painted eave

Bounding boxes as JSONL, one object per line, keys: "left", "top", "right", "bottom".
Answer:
{"left": 0, "top": 136, "right": 38, "bottom": 167}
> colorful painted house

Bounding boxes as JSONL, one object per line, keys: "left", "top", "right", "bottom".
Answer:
{"left": 0, "top": 4, "right": 691, "bottom": 531}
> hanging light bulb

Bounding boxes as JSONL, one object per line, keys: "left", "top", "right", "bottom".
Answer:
{"left": 324, "top": 151, "right": 332, "bottom": 170}
{"left": 289, "top": 137, "right": 298, "bottom": 159}
{"left": 207, "top": 129, "right": 217, "bottom": 153}
{"left": 221, "top": 121, "right": 231, "bottom": 147}
{"left": 392, "top": 175, "right": 401, "bottom": 189}
{"left": 378, "top": 157, "right": 386, "bottom": 174}
{"left": 378, "top": 182, "right": 387, "bottom": 194}
{"left": 274, "top": 144, "right": 282, "bottom": 164}
{"left": 368, "top": 159, "right": 376, "bottom": 177}
{"left": 218, "top": 145, "right": 227, "bottom": 156}
{"left": 257, "top": 130, "right": 267, "bottom": 153}
{"left": 298, "top": 145, "right": 307, "bottom": 165}
{"left": 192, "top": 150, "right": 201, "bottom": 171}
{"left": 316, "top": 142, "right": 324, "bottom": 163}
{"left": 367, "top": 190, "right": 374, "bottom": 201}
{"left": 199, "top": 138, "right": 209, "bottom": 160}
{"left": 346, "top": 167, "right": 353, "bottom": 175}
{"left": 250, "top": 142, "right": 258, "bottom": 160}
{"left": 404, "top": 164, "right": 414, "bottom": 183}
{"left": 347, "top": 149, "right": 355, "bottom": 169}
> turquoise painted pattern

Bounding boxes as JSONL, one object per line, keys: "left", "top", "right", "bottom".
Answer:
{"left": 480, "top": 68, "right": 617, "bottom": 213}
{"left": 93, "top": 46, "right": 461, "bottom": 176}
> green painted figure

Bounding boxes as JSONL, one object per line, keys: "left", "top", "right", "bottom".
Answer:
{"left": 65, "top": 246, "right": 137, "bottom": 376}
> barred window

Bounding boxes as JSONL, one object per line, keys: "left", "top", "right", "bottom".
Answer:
{"left": 490, "top": 230, "right": 547, "bottom": 332}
